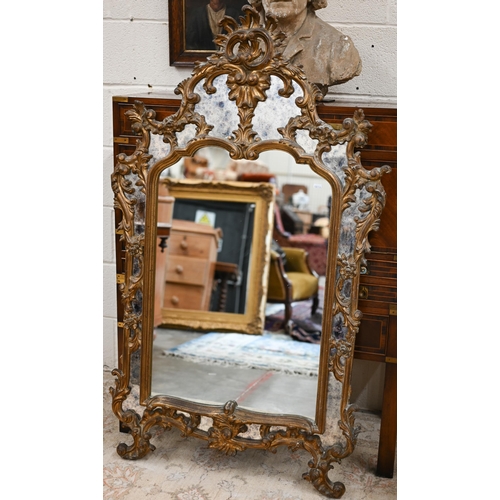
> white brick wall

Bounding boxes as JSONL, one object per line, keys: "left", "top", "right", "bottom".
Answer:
{"left": 103, "top": 1, "right": 397, "bottom": 372}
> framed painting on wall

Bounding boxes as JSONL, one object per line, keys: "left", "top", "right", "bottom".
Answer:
{"left": 169, "top": 0, "right": 249, "bottom": 66}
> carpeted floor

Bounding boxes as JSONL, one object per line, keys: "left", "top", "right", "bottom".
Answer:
{"left": 164, "top": 330, "right": 321, "bottom": 376}
{"left": 103, "top": 370, "right": 396, "bottom": 499}
{"left": 265, "top": 282, "right": 325, "bottom": 344}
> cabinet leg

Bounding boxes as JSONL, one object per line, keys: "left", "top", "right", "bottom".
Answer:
{"left": 376, "top": 362, "right": 397, "bottom": 478}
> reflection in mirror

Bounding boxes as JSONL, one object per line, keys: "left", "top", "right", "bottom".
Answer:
{"left": 151, "top": 147, "right": 335, "bottom": 421}
{"left": 158, "top": 159, "right": 256, "bottom": 316}
{"left": 169, "top": 198, "right": 253, "bottom": 314}
{"left": 153, "top": 171, "right": 274, "bottom": 334}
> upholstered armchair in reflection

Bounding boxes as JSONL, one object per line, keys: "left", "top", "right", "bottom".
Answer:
{"left": 273, "top": 204, "right": 328, "bottom": 276}
{"left": 267, "top": 246, "right": 319, "bottom": 330}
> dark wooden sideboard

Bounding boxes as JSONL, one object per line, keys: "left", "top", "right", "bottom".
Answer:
{"left": 112, "top": 94, "right": 397, "bottom": 477}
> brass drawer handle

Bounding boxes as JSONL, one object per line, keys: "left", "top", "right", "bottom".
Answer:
{"left": 175, "top": 265, "right": 184, "bottom": 274}
{"left": 359, "top": 286, "right": 369, "bottom": 299}
{"left": 170, "top": 295, "right": 179, "bottom": 305}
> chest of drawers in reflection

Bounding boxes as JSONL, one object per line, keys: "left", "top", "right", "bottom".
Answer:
{"left": 160, "top": 219, "right": 220, "bottom": 317}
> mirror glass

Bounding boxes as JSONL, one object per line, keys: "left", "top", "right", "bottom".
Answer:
{"left": 151, "top": 145, "right": 337, "bottom": 421}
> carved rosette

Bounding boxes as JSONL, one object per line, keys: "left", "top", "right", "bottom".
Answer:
{"left": 110, "top": 3, "right": 391, "bottom": 498}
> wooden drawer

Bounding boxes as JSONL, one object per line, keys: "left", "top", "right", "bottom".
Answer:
{"left": 358, "top": 280, "right": 396, "bottom": 303}
{"left": 359, "top": 251, "right": 396, "bottom": 304}
{"left": 355, "top": 299, "right": 396, "bottom": 362}
{"left": 168, "top": 232, "right": 214, "bottom": 258}
{"left": 165, "top": 255, "right": 211, "bottom": 286}
{"left": 362, "top": 252, "right": 396, "bottom": 276}
{"left": 362, "top": 258, "right": 397, "bottom": 279}
{"left": 163, "top": 284, "right": 207, "bottom": 310}
{"left": 356, "top": 314, "right": 388, "bottom": 354}
{"left": 354, "top": 300, "right": 397, "bottom": 362}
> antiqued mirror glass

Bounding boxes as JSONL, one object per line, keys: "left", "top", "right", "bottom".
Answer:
{"left": 110, "top": 5, "right": 390, "bottom": 497}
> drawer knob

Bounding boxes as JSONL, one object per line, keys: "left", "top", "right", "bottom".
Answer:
{"left": 170, "top": 295, "right": 179, "bottom": 305}
{"left": 175, "top": 265, "right": 183, "bottom": 274}
{"left": 180, "top": 238, "right": 188, "bottom": 250}
{"left": 359, "top": 286, "right": 369, "bottom": 299}
{"left": 360, "top": 266, "right": 368, "bottom": 275}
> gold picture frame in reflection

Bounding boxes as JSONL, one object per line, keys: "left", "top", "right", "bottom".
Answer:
{"left": 155, "top": 177, "right": 275, "bottom": 334}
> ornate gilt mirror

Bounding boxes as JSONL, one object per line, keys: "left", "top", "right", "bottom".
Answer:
{"left": 110, "top": 5, "right": 390, "bottom": 498}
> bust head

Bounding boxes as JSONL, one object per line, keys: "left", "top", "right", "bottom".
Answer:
{"left": 260, "top": 0, "right": 310, "bottom": 37}
{"left": 263, "top": 0, "right": 327, "bottom": 13}
{"left": 259, "top": 0, "right": 327, "bottom": 22}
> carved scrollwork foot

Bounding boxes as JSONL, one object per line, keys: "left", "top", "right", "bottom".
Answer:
{"left": 303, "top": 461, "right": 346, "bottom": 498}
{"left": 116, "top": 426, "right": 156, "bottom": 460}
{"left": 111, "top": 370, "right": 156, "bottom": 460}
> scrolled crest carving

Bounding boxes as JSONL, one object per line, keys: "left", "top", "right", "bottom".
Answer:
{"left": 110, "top": 3, "right": 390, "bottom": 498}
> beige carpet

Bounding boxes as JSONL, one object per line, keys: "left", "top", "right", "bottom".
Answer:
{"left": 103, "top": 370, "right": 396, "bottom": 499}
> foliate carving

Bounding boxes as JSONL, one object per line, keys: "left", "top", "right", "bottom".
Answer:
{"left": 119, "top": 232, "right": 144, "bottom": 353}
{"left": 109, "top": 392, "right": 354, "bottom": 497}
{"left": 110, "top": 370, "right": 155, "bottom": 460}
{"left": 320, "top": 107, "right": 390, "bottom": 387}
{"left": 125, "top": 4, "right": 324, "bottom": 159}
{"left": 303, "top": 467, "right": 346, "bottom": 499}
{"left": 110, "top": 3, "right": 390, "bottom": 499}
{"left": 114, "top": 104, "right": 152, "bottom": 195}
{"left": 207, "top": 401, "right": 249, "bottom": 455}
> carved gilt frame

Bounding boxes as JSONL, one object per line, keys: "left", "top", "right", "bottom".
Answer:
{"left": 111, "top": 4, "right": 390, "bottom": 498}
{"left": 155, "top": 177, "right": 274, "bottom": 333}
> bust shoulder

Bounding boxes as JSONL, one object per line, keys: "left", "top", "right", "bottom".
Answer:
{"left": 298, "top": 10, "right": 362, "bottom": 87}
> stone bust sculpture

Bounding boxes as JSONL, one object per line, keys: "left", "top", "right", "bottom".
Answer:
{"left": 252, "top": 0, "right": 362, "bottom": 95}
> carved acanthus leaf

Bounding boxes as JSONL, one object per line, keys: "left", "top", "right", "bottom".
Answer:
{"left": 207, "top": 401, "right": 249, "bottom": 455}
